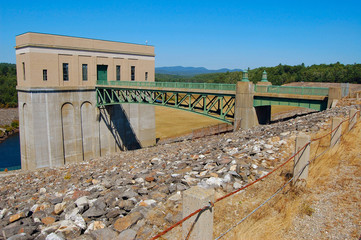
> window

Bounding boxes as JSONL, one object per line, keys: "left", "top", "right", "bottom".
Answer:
{"left": 145, "top": 72, "right": 148, "bottom": 81}
{"left": 22, "top": 62, "right": 26, "bottom": 80}
{"left": 116, "top": 65, "right": 121, "bottom": 81}
{"left": 131, "top": 66, "right": 135, "bottom": 81}
{"left": 82, "top": 64, "right": 88, "bottom": 81}
{"left": 43, "top": 69, "right": 47, "bottom": 81}
{"left": 63, "top": 63, "right": 69, "bottom": 81}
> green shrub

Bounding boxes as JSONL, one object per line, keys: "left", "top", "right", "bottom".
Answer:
{"left": 11, "top": 120, "right": 19, "bottom": 128}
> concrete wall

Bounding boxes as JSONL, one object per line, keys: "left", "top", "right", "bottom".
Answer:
{"left": 16, "top": 32, "right": 155, "bottom": 88}
{"left": 18, "top": 88, "right": 155, "bottom": 170}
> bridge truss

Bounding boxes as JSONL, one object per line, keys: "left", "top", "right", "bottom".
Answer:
{"left": 96, "top": 87, "right": 236, "bottom": 123}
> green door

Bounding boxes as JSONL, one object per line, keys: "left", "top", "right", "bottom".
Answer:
{"left": 97, "top": 65, "right": 108, "bottom": 81}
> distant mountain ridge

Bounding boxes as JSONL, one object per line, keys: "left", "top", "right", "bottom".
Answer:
{"left": 155, "top": 66, "right": 242, "bottom": 76}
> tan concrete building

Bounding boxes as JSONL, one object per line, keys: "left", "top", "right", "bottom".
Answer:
{"left": 16, "top": 32, "right": 156, "bottom": 170}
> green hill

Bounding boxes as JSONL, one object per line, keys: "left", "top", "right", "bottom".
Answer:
{"left": 0, "top": 63, "right": 17, "bottom": 107}
{"left": 156, "top": 63, "right": 361, "bottom": 85}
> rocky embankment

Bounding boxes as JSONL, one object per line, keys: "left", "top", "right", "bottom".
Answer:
{"left": 0, "top": 108, "right": 18, "bottom": 127}
{"left": 0, "top": 108, "right": 19, "bottom": 143}
{"left": 0, "top": 106, "right": 357, "bottom": 240}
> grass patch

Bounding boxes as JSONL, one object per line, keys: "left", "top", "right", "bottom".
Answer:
{"left": 155, "top": 106, "right": 223, "bottom": 139}
{"left": 213, "top": 119, "right": 361, "bottom": 239}
{"left": 155, "top": 105, "right": 307, "bottom": 139}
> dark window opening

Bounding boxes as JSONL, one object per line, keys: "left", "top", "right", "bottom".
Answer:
{"left": 22, "top": 62, "right": 26, "bottom": 81}
{"left": 131, "top": 66, "right": 135, "bottom": 81}
{"left": 145, "top": 72, "right": 148, "bottom": 81}
{"left": 63, "top": 63, "right": 69, "bottom": 81}
{"left": 43, "top": 69, "right": 47, "bottom": 81}
{"left": 82, "top": 64, "right": 88, "bottom": 81}
{"left": 116, "top": 65, "right": 121, "bottom": 81}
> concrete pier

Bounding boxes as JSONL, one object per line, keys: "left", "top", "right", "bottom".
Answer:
{"left": 234, "top": 81, "right": 258, "bottom": 131}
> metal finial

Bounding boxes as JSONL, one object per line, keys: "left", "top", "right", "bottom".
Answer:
{"left": 261, "top": 70, "right": 268, "bottom": 82}
{"left": 241, "top": 70, "right": 249, "bottom": 82}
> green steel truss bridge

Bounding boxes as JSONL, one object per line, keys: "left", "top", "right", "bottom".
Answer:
{"left": 96, "top": 81, "right": 329, "bottom": 124}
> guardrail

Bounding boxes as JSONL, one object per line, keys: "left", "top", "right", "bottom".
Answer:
{"left": 254, "top": 85, "right": 329, "bottom": 96}
{"left": 96, "top": 80, "right": 236, "bottom": 91}
{"left": 96, "top": 81, "right": 329, "bottom": 96}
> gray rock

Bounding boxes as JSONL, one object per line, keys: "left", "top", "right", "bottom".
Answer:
{"left": 137, "top": 188, "right": 148, "bottom": 195}
{"left": 82, "top": 206, "right": 106, "bottom": 218}
{"left": 233, "top": 182, "right": 243, "bottom": 189}
{"left": 75, "top": 196, "right": 89, "bottom": 211}
{"left": 119, "top": 200, "right": 135, "bottom": 211}
{"left": 72, "top": 214, "right": 86, "bottom": 229}
{"left": 32, "top": 210, "right": 47, "bottom": 220}
{"left": 73, "top": 234, "right": 94, "bottom": 240}
{"left": 54, "top": 220, "right": 81, "bottom": 239}
{"left": 90, "top": 228, "right": 118, "bottom": 240}
{"left": 168, "top": 183, "right": 177, "bottom": 193}
{"left": 7, "top": 233, "right": 29, "bottom": 240}
{"left": 49, "top": 197, "right": 63, "bottom": 205}
{"left": 45, "top": 233, "right": 64, "bottom": 240}
{"left": 106, "top": 209, "right": 122, "bottom": 219}
{"left": 176, "top": 183, "right": 187, "bottom": 191}
{"left": 115, "top": 229, "right": 137, "bottom": 240}
{"left": 3, "top": 225, "right": 22, "bottom": 238}
{"left": 121, "top": 189, "right": 139, "bottom": 200}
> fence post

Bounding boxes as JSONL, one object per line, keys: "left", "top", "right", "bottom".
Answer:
{"left": 182, "top": 186, "right": 215, "bottom": 240}
{"left": 331, "top": 117, "right": 342, "bottom": 147}
{"left": 293, "top": 133, "right": 310, "bottom": 185}
{"left": 349, "top": 109, "right": 358, "bottom": 131}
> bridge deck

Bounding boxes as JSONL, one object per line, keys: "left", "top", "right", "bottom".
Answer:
{"left": 95, "top": 81, "right": 329, "bottom": 123}
{"left": 96, "top": 84, "right": 327, "bottom": 101}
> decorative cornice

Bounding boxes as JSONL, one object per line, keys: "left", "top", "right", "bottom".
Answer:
{"left": 15, "top": 43, "right": 156, "bottom": 57}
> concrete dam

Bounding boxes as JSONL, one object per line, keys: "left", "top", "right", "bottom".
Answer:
{"left": 16, "top": 32, "right": 338, "bottom": 170}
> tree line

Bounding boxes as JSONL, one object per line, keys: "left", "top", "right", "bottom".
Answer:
{"left": 0, "top": 63, "right": 17, "bottom": 107}
{"left": 1, "top": 62, "right": 361, "bottom": 107}
{"left": 156, "top": 62, "right": 361, "bottom": 85}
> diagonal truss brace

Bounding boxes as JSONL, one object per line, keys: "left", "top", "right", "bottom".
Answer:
{"left": 96, "top": 87, "right": 235, "bottom": 123}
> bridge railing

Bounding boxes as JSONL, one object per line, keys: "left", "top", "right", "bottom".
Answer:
{"left": 96, "top": 80, "right": 236, "bottom": 91}
{"left": 97, "top": 81, "right": 329, "bottom": 96}
{"left": 254, "top": 85, "right": 329, "bottom": 96}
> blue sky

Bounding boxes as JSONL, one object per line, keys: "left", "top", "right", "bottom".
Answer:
{"left": 1, "top": 0, "right": 360, "bottom": 69}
